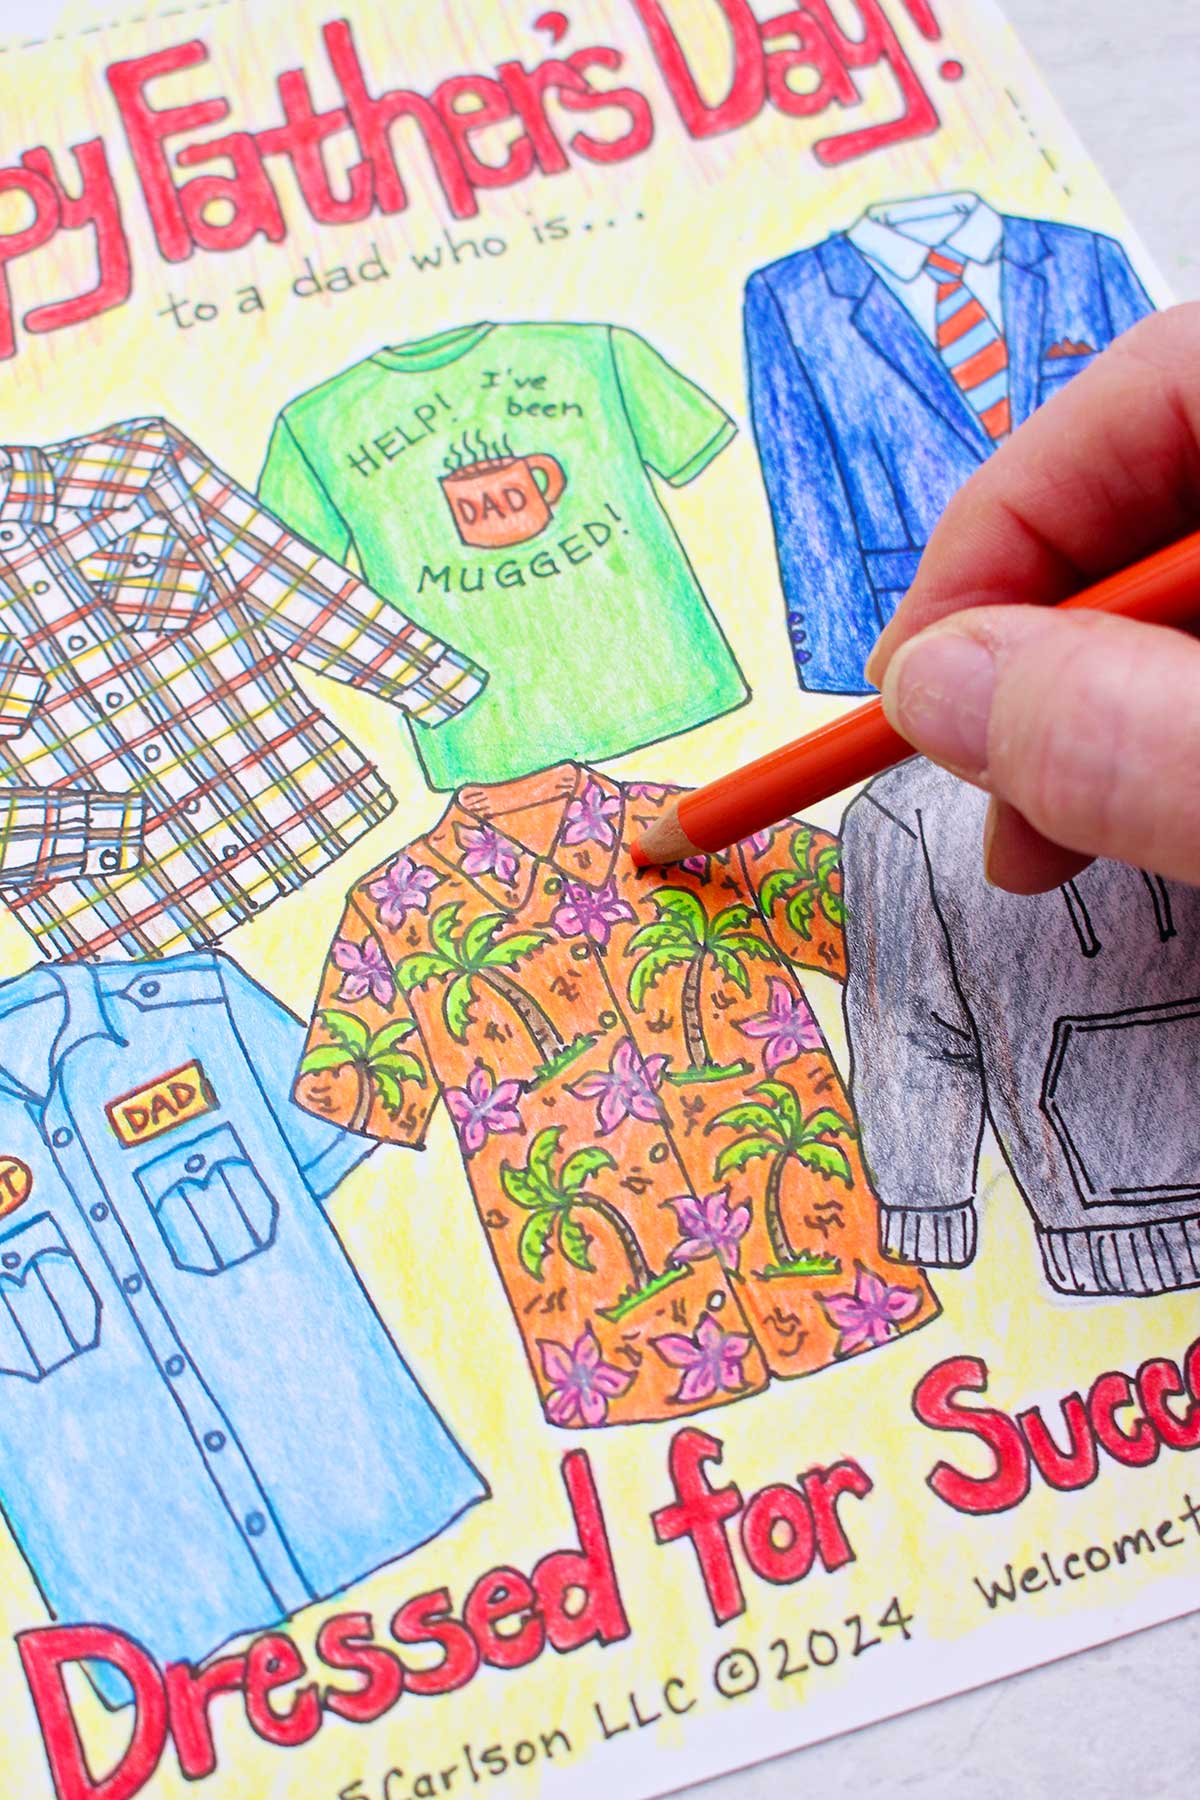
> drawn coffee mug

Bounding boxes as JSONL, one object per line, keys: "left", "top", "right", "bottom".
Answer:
{"left": 441, "top": 452, "right": 567, "bottom": 549}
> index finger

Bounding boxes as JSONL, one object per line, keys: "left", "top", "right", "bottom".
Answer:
{"left": 865, "top": 300, "right": 1200, "bottom": 684}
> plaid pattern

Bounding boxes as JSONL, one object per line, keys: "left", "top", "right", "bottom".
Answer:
{"left": 0, "top": 420, "right": 487, "bottom": 962}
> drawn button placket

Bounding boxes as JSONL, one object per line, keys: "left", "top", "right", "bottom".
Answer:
{"left": 41, "top": 1091, "right": 311, "bottom": 1615}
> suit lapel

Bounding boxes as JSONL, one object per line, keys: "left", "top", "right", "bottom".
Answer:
{"left": 849, "top": 274, "right": 991, "bottom": 461}
{"left": 1001, "top": 220, "right": 1049, "bottom": 430}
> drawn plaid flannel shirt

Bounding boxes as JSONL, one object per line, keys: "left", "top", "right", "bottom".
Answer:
{"left": 0, "top": 419, "right": 485, "bottom": 960}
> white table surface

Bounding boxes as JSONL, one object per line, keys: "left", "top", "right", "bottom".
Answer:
{"left": 0, "top": 3, "right": 1197, "bottom": 1797}
{"left": 694, "top": 3, "right": 1200, "bottom": 1797}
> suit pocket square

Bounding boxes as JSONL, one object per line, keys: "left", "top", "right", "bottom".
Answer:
{"left": 1045, "top": 337, "right": 1096, "bottom": 359}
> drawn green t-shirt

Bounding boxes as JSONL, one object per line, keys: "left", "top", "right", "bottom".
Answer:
{"left": 258, "top": 322, "right": 746, "bottom": 790}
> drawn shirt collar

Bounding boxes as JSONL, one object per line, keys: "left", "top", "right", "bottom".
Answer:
{"left": 426, "top": 763, "right": 628, "bottom": 908}
{"left": 847, "top": 192, "right": 1003, "bottom": 283}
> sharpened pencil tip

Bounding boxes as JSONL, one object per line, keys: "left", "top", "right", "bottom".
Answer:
{"left": 629, "top": 838, "right": 650, "bottom": 870}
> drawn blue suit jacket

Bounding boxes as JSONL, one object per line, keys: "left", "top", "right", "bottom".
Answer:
{"left": 745, "top": 217, "right": 1155, "bottom": 693}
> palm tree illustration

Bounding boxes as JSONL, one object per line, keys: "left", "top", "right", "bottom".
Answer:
{"left": 757, "top": 827, "right": 845, "bottom": 939}
{"left": 501, "top": 1125, "right": 653, "bottom": 1294}
{"left": 707, "top": 1079, "right": 855, "bottom": 1276}
{"left": 395, "top": 902, "right": 561, "bottom": 1062}
{"left": 299, "top": 1009, "right": 425, "bottom": 1134}
{"left": 626, "top": 888, "right": 777, "bottom": 1079}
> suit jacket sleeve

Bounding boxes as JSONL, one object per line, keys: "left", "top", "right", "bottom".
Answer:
{"left": 1096, "top": 234, "right": 1156, "bottom": 337}
{"left": 841, "top": 788, "right": 984, "bottom": 1267}
{"left": 744, "top": 269, "right": 880, "bottom": 691}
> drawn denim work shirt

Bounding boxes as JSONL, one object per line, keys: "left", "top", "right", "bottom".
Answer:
{"left": 0, "top": 419, "right": 485, "bottom": 962}
{"left": 0, "top": 954, "right": 486, "bottom": 1701}
{"left": 295, "top": 764, "right": 937, "bottom": 1430}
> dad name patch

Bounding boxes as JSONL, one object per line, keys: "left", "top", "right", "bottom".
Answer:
{"left": 106, "top": 1061, "right": 217, "bottom": 1147}
{"left": 0, "top": 1156, "right": 32, "bottom": 1219}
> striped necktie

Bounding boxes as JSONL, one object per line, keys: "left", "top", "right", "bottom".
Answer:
{"left": 926, "top": 247, "right": 1011, "bottom": 441}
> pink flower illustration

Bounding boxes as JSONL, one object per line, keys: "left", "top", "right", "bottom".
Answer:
{"left": 332, "top": 936, "right": 394, "bottom": 1006}
{"left": 568, "top": 1037, "right": 669, "bottom": 1134}
{"left": 681, "top": 853, "right": 711, "bottom": 880}
{"left": 652, "top": 1313, "right": 752, "bottom": 1405}
{"left": 539, "top": 1326, "right": 633, "bottom": 1427}
{"left": 366, "top": 854, "right": 440, "bottom": 929}
{"left": 746, "top": 828, "right": 774, "bottom": 857}
{"left": 626, "top": 782, "right": 668, "bottom": 801}
{"left": 820, "top": 1263, "right": 923, "bottom": 1357}
{"left": 562, "top": 779, "right": 622, "bottom": 848}
{"left": 737, "top": 978, "right": 823, "bottom": 1071}
{"left": 455, "top": 822, "right": 521, "bottom": 885}
{"left": 551, "top": 879, "right": 635, "bottom": 949}
{"left": 444, "top": 1063, "right": 523, "bottom": 1155}
{"left": 668, "top": 1189, "right": 751, "bottom": 1275}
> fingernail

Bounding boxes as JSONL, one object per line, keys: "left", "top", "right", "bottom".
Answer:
{"left": 881, "top": 628, "right": 996, "bottom": 779}
{"left": 863, "top": 637, "right": 886, "bottom": 688}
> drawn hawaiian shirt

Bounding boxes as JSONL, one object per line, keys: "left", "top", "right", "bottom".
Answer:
{"left": 259, "top": 322, "right": 748, "bottom": 790}
{"left": 295, "top": 764, "right": 938, "bottom": 1429}
{"left": 0, "top": 418, "right": 486, "bottom": 961}
{"left": 0, "top": 953, "right": 485, "bottom": 1701}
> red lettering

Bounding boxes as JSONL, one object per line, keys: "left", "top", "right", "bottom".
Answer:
{"left": 464, "top": 1568, "right": 545, "bottom": 1669}
{"left": 391, "top": 1589, "right": 480, "bottom": 1696}
{"left": 651, "top": 1428, "right": 745, "bottom": 1624}
{"left": 630, "top": 0, "right": 764, "bottom": 138}
{"left": 106, "top": 43, "right": 229, "bottom": 263}
{"left": 560, "top": 48, "right": 656, "bottom": 163}
{"left": 173, "top": 133, "right": 286, "bottom": 253}
{"left": 243, "top": 1634, "right": 321, "bottom": 1750}
{"left": 913, "top": 1354, "right": 1031, "bottom": 1515}
{"left": 316, "top": 1612, "right": 404, "bottom": 1725}
{"left": 739, "top": 1483, "right": 815, "bottom": 1584}
{"left": 164, "top": 1655, "right": 246, "bottom": 1782}
{"left": 802, "top": 1460, "right": 873, "bottom": 1568}
{"left": 20, "top": 140, "right": 131, "bottom": 339}
{"left": 17, "top": 1625, "right": 167, "bottom": 1800}
{"left": 1090, "top": 1371, "right": 1159, "bottom": 1469}
{"left": 761, "top": 9, "right": 858, "bottom": 116}
{"left": 1019, "top": 1395, "right": 1098, "bottom": 1490}
{"left": 806, "top": 0, "right": 940, "bottom": 164}
{"left": 322, "top": 19, "right": 476, "bottom": 220}
{"left": 256, "top": 69, "right": 373, "bottom": 225}
{"left": 0, "top": 164, "right": 59, "bottom": 361}
{"left": 532, "top": 1449, "right": 630, "bottom": 1653}
{"left": 433, "top": 75, "right": 534, "bottom": 189}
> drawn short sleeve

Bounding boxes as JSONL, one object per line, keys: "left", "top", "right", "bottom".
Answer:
{"left": 294, "top": 892, "right": 438, "bottom": 1151}
{"left": 257, "top": 414, "right": 352, "bottom": 565}
{"left": 841, "top": 790, "right": 984, "bottom": 1269}
{"left": 609, "top": 325, "right": 736, "bottom": 485}
{"left": 744, "top": 818, "right": 847, "bottom": 980}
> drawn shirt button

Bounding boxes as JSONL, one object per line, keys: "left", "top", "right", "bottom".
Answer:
{"left": 98, "top": 849, "right": 120, "bottom": 872}
{"left": 143, "top": 744, "right": 161, "bottom": 764}
{"left": 165, "top": 1355, "right": 185, "bottom": 1377}
{"left": 707, "top": 1290, "right": 726, "bottom": 1311}
{"left": 222, "top": 844, "right": 238, "bottom": 860}
{"left": 204, "top": 1431, "right": 226, "bottom": 1453}
{"left": 104, "top": 690, "right": 124, "bottom": 709}
{"left": 1, "top": 1251, "right": 19, "bottom": 1270}
{"left": 133, "top": 552, "right": 151, "bottom": 568}
{"left": 32, "top": 580, "right": 49, "bottom": 595}
{"left": 51, "top": 1127, "right": 72, "bottom": 1148}
{"left": 66, "top": 634, "right": 87, "bottom": 651}
{"left": 244, "top": 1512, "right": 266, "bottom": 1538}
{"left": 184, "top": 1154, "right": 205, "bottom": 1174}
{"left": 139, "top": 980, "right": 160, "bottom": 998}
{"left": 0, "top": 526, "right": 19, "bottom": 545}
{"left": 90, "top": 1202, "right": 108, "bottom": 1222}
{"left": 123, "top": 1274, "right": 142, "bottom": 1295}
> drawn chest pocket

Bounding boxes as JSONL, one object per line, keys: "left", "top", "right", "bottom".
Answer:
{"left": 1042, "top": 998, "right": 1200, "bottom": 1206}
{"left": 0, "top": 1214, "right": 101, "bottom": 1381}
{"left": 135, "top": 1124, "right": 279, "bottom": 1276}
{"left": 1039, "top": 351, "right": 1096, "bottom": 396}
{"left": 76, "top": 517, "right": 213, "bottom": 634}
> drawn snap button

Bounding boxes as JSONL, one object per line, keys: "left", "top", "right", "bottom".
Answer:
{"left": 570, "top": 944, "right": 589, "bottom": 961}
{"left": 707, "top": 1291, "right": 726, "bottom": 1311}
{"left": 66, "top": 634, "right": 86, "bottom": 651}
{"left": 143, "top": 744, "right": 161, "bottom": 764}
{"left": 244, "top": 1511, "right": 266, "bottom": 1537}
{"left": 598, "top": 1010, "right": 617, "bottom": 1029}
{"left": 184, "top": 798, "right": 202, "bottom": 816}
{"left": 0, "top": 526, "right": 18, "bottom": 543}
{"left": 32, "top": 580, "right": 49, "bottom": 595}
{"left": 51, "top": 1127, "right": 72, "bottom": 1148}
{"left": 139, "top": 980, "right": 160, "bottom": 998}
{"left": 204, "top": 1430, "right": 226, "bottom": 1453}
{"left": 90, "top": 1202, "right": 108, "bottom": 1222}
{"left": 133, "top": 553, "right": 151, "bottom": 568}
{"left": 165, "top": 1355, "right": 185, "bottom": 1377}
{"left": 1, "top": 1251, "right": 19, "bottom": 1270}
{"left": 104, "top": 690, "right": 124, "bottom": 708}
{"left": 98, "top": 850, "right": 120, "bottom": 872}
{"left": 649, "top": 1142, "right": 668, "bottom": 1164}
{"left": 222, "top": 844, "right": 238, "bottom": 860}
{"left": 123, "top": 1274, "right": 142, "bottom": 1295}
{"left": 184, "top": 1154, "right": 205, "bottom": 1174}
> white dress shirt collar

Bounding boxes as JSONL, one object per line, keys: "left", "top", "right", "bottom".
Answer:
{"left": 847, "top": 192, "right": 1003, "bottom": 281}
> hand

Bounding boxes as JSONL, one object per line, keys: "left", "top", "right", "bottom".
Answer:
{"left": 865, "top": 303, "right": 1200, "bottom": 893}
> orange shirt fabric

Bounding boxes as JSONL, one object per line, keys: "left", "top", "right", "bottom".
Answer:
{"left": 294, "top": 764, "right": 938, "bottom": 1427}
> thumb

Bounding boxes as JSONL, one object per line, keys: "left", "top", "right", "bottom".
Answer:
{"left": 878, "top": 605, "right": 1200, "bottom": 888}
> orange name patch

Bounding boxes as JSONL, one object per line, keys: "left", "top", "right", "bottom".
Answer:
{"left": 0, "top": 1156, "right": 32, "bottom": 1219}
{"left": 106, "top": 1061, "right": 217, "bottom": 1148}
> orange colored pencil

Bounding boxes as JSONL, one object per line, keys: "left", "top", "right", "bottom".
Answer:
{"left": 631, "top": 527, "right": 1200, "bottom": 868}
